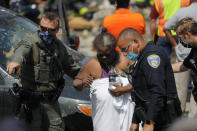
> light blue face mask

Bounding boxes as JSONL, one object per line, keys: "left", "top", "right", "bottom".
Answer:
{"left": 126, "top": 42, "right": 139, "bottom": 60}
{"left": 126, "top": 52, "right": 139, "bottom": 60}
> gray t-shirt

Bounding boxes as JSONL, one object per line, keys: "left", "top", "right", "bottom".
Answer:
{"left": 165, "top": 3, "right": 197, "bottom": 30}
{"left": 164, "top": 3, "right": 197, "bottom": 62}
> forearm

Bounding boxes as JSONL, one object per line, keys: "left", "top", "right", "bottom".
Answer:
{"left": 122, "top": 84, "right": 133, "bottom": 93}
{"left": 172, "top": 62, "right": 188, "bottom": 73}
{"left": 163, "top": 28, "right": 178, "bottom": 48}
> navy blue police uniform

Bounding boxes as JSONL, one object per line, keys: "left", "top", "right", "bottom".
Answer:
{"left": 129, "top": 41, "right": 181, "bottom": 131}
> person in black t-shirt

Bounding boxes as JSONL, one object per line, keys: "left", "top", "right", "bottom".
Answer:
{"left": 172, "top": 17, "right": 197, "bottom": 103}
{"left": 172, "top": 17, "right": 197, "bottom": 74}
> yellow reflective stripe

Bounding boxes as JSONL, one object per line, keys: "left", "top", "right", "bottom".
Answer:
{"left": 171, "top": 30, "right": 177, "bottom": 36}
{"left": 155, "top": 0, "right": 164, "bottom": 19}
{"left": 160, "top": 0, "right": 164, "bottom": 19}
{"left": 154, "top": 0, "right": 160, "bottom": 13}
{"left": 150, "top": 0, "right": 154, "bottom": 5}
{"left": 79, "top": 7, "right": 88, "bottom": 16}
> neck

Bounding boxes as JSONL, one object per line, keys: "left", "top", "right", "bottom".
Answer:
{"left": 139, "top": 40, "right": 146, "bottom": 53}
{"left": 116, "top": 6, "right": 130, "bottom": 10}
{"left": 115, "top": 65, "right": 123, "bottom": 75}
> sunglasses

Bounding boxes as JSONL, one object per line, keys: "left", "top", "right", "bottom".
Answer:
{"left": 40, "top": 25, "right": 58, "bottom": 33}
{"left": 121, "top": 43, "right": 131, "bottom": 53}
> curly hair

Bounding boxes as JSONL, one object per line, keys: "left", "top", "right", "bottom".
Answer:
{"left": 174, "top": 17, "right": 197, "bottom": 36}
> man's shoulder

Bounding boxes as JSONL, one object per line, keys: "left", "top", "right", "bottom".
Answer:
{"left": 17, "top": 33, "right": 38, "bottom": 47}
{"left": 104, "top": 13, "right": 118, "bottom": 21}
{"left": 144, "top": 41, "right": 166, "bottom": 58}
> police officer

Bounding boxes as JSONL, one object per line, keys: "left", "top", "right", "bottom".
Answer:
{"left": 172, "top": 17, "right": 197, "bottom": 103}
{"left": 116, "top": 28, "right": 181, "bottom": 131}
{"left": 6, "top": 12, "right": 87, "bottom": 131}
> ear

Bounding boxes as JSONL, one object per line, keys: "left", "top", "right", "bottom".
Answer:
{"left": 134, "top": 39, "right": 140, "bottom": 48}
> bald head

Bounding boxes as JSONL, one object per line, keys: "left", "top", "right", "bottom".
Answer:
{"left": 117, "top": 28, "right": 145, "bottom": 55}
{"left": 118, "top": 28, "right": 143, "bottom": 42}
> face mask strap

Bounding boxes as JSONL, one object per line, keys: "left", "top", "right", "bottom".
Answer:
{"left": 131, "top": 41, "right": 139, "bottom": 54}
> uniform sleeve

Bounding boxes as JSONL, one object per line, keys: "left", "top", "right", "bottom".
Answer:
{"left": 11, "top": 40, "right": 32, "bottom": 65}
{"left": 141, "top": 53, "right": 166, "bottom": 122}
{"left": 61, "top": 45, "right": 81, "bottom": 79}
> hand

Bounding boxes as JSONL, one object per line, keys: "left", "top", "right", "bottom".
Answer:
{"left": 82, "top": 74, "right": 93, "bottom": 88}
{"left": 130, "top": 123, "right": 139, "bottom": 131}
{"left": 142, "top": 123, "right": 154, "bottom": 131}
{"left": 109, "top": 84, "right": 132, "bottom": 97}
{"left": 108, "top": 84, "right": 125, "bottom": 97}
{"left": 6, "top": 62, "right": 20, "bottom": 75}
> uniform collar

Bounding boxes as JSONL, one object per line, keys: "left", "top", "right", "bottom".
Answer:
{"left": 115, "top": 9, "right": 133, "bottom": 14}
{"left": 137, "top": 41, "right": 154, "bottom": 60}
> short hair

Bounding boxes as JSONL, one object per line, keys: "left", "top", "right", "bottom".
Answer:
{"left": 118, "top": 28, "right": 143, "bottom": 41}
{"left": 40, "top": 12, "right": 60, "bottom": 28}
{"left": 116, "top": 0, "right": 130, "bottom": 8}
{"left": 174, "top": 17, "right": 197, "bottom": 36}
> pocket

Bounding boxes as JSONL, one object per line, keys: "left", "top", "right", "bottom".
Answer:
{"left": 34, "top": 66, "right": 50, "bottom": 84}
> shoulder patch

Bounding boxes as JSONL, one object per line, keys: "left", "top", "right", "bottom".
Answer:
{"left": 147, "top": 54, "right": 160, "bottom": 68}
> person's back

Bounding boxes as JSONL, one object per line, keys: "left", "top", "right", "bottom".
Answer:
{"left": 103, "top": 0, "right": 146, "bottom": 39}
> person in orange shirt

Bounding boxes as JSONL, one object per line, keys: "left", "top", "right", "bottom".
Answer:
{"left": 103, "top": 0, "right": 146, "bottom": 40}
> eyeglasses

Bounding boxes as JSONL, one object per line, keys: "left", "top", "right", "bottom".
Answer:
{"left": 121, "top": 43, "right": 131, "bottom": 53}
{"left": 40, "top": 25, "right": 58, "bottom": 33}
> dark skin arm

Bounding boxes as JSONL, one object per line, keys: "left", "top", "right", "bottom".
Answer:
{"left": 163, "top": 27, "right": 178, "bottom": 48}
{"left": 73, "top": 58, "right": 102, "bottom": 91}
{"left": 109, "top": 84, "right": 132, "bottom": 97}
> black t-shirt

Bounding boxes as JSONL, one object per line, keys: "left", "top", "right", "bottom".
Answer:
{"left": 183, "top": 47, "right": 197, "bottom": 70}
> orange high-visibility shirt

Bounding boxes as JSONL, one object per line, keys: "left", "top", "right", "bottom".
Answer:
{"left": 103, "top": 9, "right": 146, "bottom": 39}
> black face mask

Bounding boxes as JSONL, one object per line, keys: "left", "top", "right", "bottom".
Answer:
{"left": 97, "top": 51, "right": 119, "bottom": 68}
{"left": 179, "top": 38, "right": 192, "bottom": 48}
